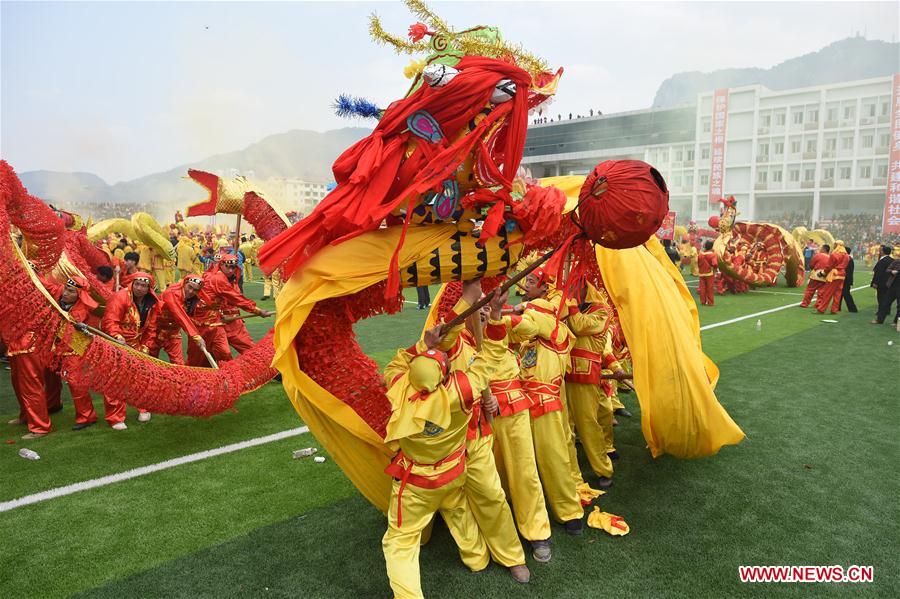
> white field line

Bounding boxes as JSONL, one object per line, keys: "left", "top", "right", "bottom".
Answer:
{"left": 699, "top": 285, "right": 869, "bottom": 331}
{"left": 0, "top": 426, "right": 309, "bottom": 513}
{"left": 3, "top": 284, "right": 872, "bottom": 512}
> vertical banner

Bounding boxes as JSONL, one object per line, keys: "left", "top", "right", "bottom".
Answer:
{"left": 884, "top": 73, "right": 900, "bottom": 235}
{"left": 656, "top": 211, "right": 677, "bottom": 240}
{"left": 708, "top": 88, "right": 729, "bottom": 204}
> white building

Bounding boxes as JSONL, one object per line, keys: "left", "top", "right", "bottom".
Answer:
{"left": 259, "top": 177, "right": 329, "bottom": 217}
{"left": 522, "top": 75, "right": 895, "bottom": 228}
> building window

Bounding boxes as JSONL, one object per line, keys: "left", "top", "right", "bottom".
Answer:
{"left": 825, "top": 138, "right": 837, "bottom": 151}
{"left": 841, "top": 137, "right": 853, "bottom": 151}
{"left": 865, "top": 104, "right": 876, "bottom": 117}
{"left": 882, "top": 101, "right": 890, "bottom": 116}
{"left": 859, "top": 165, "right": 872, "bottom": 179}
{"left": 876, "top": 164, "right": 888, "bottom": 178}
{"left": 792, "top": 111, "right": 804, "bottom": 125}
{"left": 839, "top": 167, "right": 851, "bottom": 180}
{"left": 757, "top": 171, "right": 767, "bottom": 183}
{"left": 775, "top": 113, "right": 786, "bottom": 126}
{"left": 685, "top": 174, "right": 694, "bottom": 187}
{"left": 806, "top": 140, "right": 816, "bottom": 153}
{"left": 827, "top": 107, "right": 838, "bottom": 122}
{"left": 790, "top": 140, "right": 801, "bottom": 154}
{"left": 804, "top": 168, "right": 815, "bottom": 181}
{"left": 761, "top": 115, "right": 771, "bottom": 127}
{"left": 702, "top": 118, "right": 711, "bottom": 133}
{"left": 686, "top": 149, "right": 695, "bottom": 161}
{"left": 861, "top": 135, "right": 874, "bottom": 149}
{"left": 701, "top": 147, "right": 710, "bottom": 160}
{"left": 673, "top": 175, "right": 682, "bottom": 186}
{"left": 700, "top": 173, "right": 709, "bottom": 185}
{"left": 807, "top": 109, "right": 818, "bottom": 123}
{"left": 843, "top": 106, "right": 855, "bottom": 120}
{"left": 660, "top": 151, "right": 669, "bottom": 162}
{"left": 772, "top": 170, "right": 783, "bottom": 183}
{"left": 879, "top": 133, "right": 890, "bottom": 148}
{"left": 823, "top": 167, "right": 835, "bottom": 180}
{"left": 675, "top": 150, "right": 683, "bottom": 161}
{"left": 774, "top": 142, "right": 784, "bottom": 155}
{"left": 789, "top": 169, "right": 800, "bottom": 182}
{"left": 758, "top": 143, "right": 769, "bottom": 156}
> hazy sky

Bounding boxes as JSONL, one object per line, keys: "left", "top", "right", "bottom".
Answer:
{"left": 2, "top": 1, "right": 897, "bottom": 183}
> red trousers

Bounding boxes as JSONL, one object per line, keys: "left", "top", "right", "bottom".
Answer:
{"left": 45, "top": 370, "right": 97, "bottom": 425}
{"left": 816, "top": 279, "right": 844, "bottom": 314}
{"left": 10, "top": 353, "right": 52, "bottom": 434}
{"left": 698, "top": 276, "right": 715, "bottom": 305}
{"left": 223, "top": 320, "right": 254, "bottom": 354}
{"left": 187, "top": 326, "right": 232, "bottom": 367}
{"left": 150, "top": 333, "right": 186, "bottom": 365}
{"left": 800, "top": 279, "right": 824, "bottom": 307}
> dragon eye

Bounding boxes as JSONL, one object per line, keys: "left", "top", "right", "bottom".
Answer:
{"left": 490, "top": 79, "right": 516, "bottom": 104}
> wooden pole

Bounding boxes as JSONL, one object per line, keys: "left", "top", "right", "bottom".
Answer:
{"left": 441, "top": 240, "right": 574, "bottom": 331}
{"left": 233, "top": 214, "right": 242, "bottom": 251}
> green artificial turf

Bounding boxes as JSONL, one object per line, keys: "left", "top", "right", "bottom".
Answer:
{"left": 2, "top": 274, "right": 898, "bottom": 598}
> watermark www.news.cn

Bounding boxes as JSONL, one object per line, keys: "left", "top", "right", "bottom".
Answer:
{"left": 739, "top": 565, "right": 874, "bottom": 583}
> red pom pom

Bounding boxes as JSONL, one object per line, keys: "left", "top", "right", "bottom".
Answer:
{"left": 708, "top": 215, "right": 720, "bottom": 229}
{"left": 408, "top": 22, "right": 431, "bottom": 42}
{"left": 577, "top": 160, "right": 669, "bottom": 249}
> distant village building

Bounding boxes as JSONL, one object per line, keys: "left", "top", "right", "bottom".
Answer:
{"left": 260, "top": 177, "right": 329, "bottom": 217}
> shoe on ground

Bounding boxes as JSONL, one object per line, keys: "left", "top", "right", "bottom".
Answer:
{"left": 596, "top": 476, "right": 614, "bottom": 489}
{"left": 614, "top": 408, "right": 632, "bottom": 418}
{"left": 509, "top": 565, "right": 531, "bottom": 583}
{"left": 7, "top": 417, "right": 25, "bottom": 425}
{"left": 48, "top": 405, "right": 63, "bottom": 415}
{"left": 22, "top": 431, "right": 48, "bottom": 440}
{"left": 607, "top": 450, "right": 619, "bottom": 461}
{"left": 870, "top": 319, "right": 882, "bottom": 324}
{"left": 261, "top": 295, "right": 270, "bottom": 301}
{"left": 531, "top": 539, "right": 551, "bottom": 563}
{"left": 564, "top": 518, "right": 584, "bottom": 536}
{"left": 612, "top": 418, "right": 619, "bottom": 427}
{"left": 138, "top": 412, "right": 152, "bottom": 422}
{"left": 72, "top": 421, "right": 97, "bottom": 431}
{"left": 111, "top": 422, "right": 128, "bottom": 431}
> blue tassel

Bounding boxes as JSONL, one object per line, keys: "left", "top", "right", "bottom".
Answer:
{"left": 333, "top": 94, "right": 382, "bottom": 120}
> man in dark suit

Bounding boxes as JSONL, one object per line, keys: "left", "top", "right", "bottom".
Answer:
{"left": 870, "top": 245, "right": 893, "bottom": 324}
{"left": 840, "top": 247, "right": 858, "bottom": 313}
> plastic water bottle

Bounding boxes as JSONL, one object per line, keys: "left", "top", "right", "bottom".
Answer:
{"left": 292, "top": 447, "right": 318, "bottom": 459}
{"left": 314, "top": 456, "right": 326, "bottom": 463}
{"left": 755, "top": 319, "right": 762, "bottom": 331}
{"left": 18, "top": 448, "right": 40, "bottom": 460}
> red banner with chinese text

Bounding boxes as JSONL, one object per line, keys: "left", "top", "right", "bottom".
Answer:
{"left": 656, "top": 211, "right": 676, "bottom": 240}
{"left": 708, "top": 88, "right": 729, "bottom": 204}
{"left": 883, "top": 73, "right": 900, "bottom": 235}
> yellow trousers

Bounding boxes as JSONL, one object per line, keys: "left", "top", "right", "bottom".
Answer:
{"left": 611, "top": 392, "right": 625, "bottom": 412}
{"left": 567, "top": 382, "right": 614, "bottom": 478}
{"left": 152, "top": 268, "right": 169, "bottom": 290}
{"left": 464, "top": 434, "right": 526, "bottom": 566}
{"left": 383, "top": 476, "right": 489, "bottom": 599}
{"left": 530, "top": 408, "right": 583, "bottom": 523}
{"left": 263, "top": 270, "right": 283, "bottom": 298}
{"left": 492, "top": 410, "right": 552, "bottom": 541}
{"left": 244, "top": 261, "right": 254, "bottom": 282}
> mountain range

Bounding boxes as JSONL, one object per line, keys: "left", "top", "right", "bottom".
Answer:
{"left": 19, "top": 37, "right": 899, "bottom": 219}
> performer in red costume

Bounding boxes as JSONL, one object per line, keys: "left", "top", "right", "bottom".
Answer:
{"left": 144, "top": 276, "right": 206, "bottom": 365}
{"left": 697, "top": 241, "right": 718, "bottom": 306}
{"left": 799, "top": 244, "right": 830, "bottom": 308}
{"left": 187, "top": 254, "right": 271, "bottom": 367}
{"left": 816, "top": 241, "right": 850, "bottom": 314}
{"left": 101, "top": 273, "right": 158, "bottom": 427}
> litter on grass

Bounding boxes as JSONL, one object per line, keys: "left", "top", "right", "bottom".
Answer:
{"left": 821, "top": 319, "right": 838, "bottom": 323}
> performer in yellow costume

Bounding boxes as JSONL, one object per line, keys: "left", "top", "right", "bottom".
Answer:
{"left": 565, "top": 284, "right": 624, "bottom": 485}
{"left": 239, "top": 236, "right": 255, "bottom": 282}
{"left": 176, "top": 235, "right": 198, "bottom": 281}
{"left": 432, "top": 286, "right": 530, "bottom": 576}
{"left": 381, "top": 284, "right": 526, "bottom": 598}
{"left": 507, "top": 269, "right": 583, "bottom": 534}
{"left": 262, "top": 268, "right": 283, "bottom": 300}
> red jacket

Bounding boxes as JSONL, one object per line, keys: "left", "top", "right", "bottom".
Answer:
{"left": 809, "top": 252, "right": 830, "bottom": 281}
{"left": 101, "top": 287, "right": 157, "bottom": 350}
{"left": 697, "top": 251, "right": 718, "bottom": 276}
{"left": 193, "top": 270, "right": 261, "bottom": 327}
{"left": 145, "top": 281, "right": 202, "bottom": 347}
{"left": 825, "top": 251, "right": 850, "bottom": 281}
